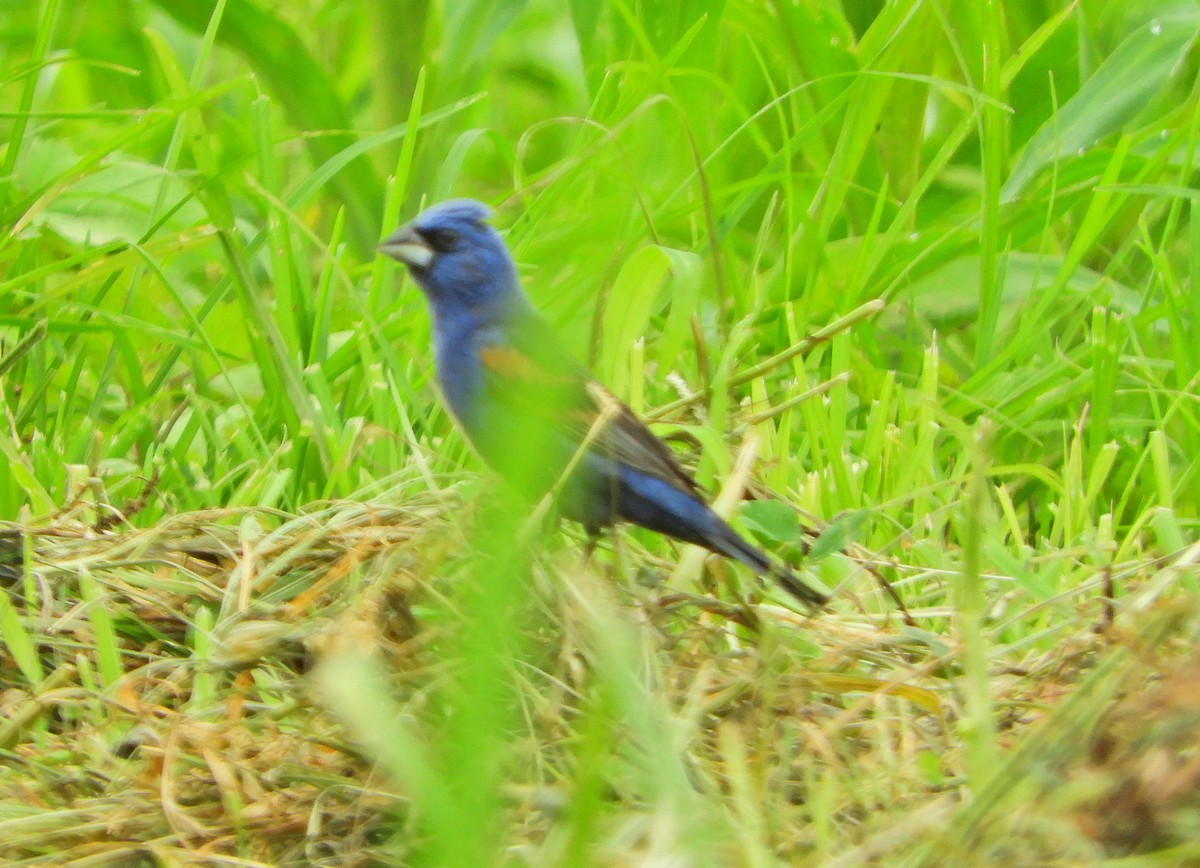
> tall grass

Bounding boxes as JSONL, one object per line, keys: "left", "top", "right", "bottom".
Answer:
{"left": 2, "top": 0, "right": 1199, "bottom": 864}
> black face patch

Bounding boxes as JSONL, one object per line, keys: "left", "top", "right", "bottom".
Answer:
{"left": 420, "top": 227, "right": 462, "bottom": 254}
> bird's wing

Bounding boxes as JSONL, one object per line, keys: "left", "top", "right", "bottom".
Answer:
{"left": 475, "top": 316, "right": 701, "bottom": 497}
{"left": 581, "top": 380, "right": 701, "bottom": 496}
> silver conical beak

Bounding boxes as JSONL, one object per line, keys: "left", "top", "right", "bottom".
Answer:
{"left": 378, "top": 224, "right": 434, "bottom": 269}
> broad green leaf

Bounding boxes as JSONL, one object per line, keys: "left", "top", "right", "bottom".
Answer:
{"left": 1003, "top": 12, "right": 1200, "bottom": 200}
{"left": 600, "top": 245, "right": 700, "bottom": 397}
{"left": 739, "top": 498, "right": 801, "bottom": 545}
{"left": 807, "top": 509, "right": 869, "bottom": 563}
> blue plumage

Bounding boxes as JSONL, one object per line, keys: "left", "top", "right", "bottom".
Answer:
{"left": 380, "top": 199, "right": 828, "bottom": 609}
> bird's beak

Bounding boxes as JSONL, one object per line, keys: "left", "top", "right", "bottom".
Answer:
{"left": 378, "top": 224, "right": 434, "bottom": 269}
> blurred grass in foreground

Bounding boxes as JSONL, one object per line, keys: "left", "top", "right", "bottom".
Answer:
{"left": 2, "top": 0, "right": 1200, "bottom": 864}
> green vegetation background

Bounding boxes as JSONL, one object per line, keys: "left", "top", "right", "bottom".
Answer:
{"left": 2, "top": 0, "right": 1199, "bottom": 864}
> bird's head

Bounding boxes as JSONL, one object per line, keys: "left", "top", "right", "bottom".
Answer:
{"left": 379, "top": 199, "right": 521, "bottom": 315}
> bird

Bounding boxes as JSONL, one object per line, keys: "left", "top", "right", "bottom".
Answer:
{"left": 379, "top": 199, "right": 828, "bottom": 610}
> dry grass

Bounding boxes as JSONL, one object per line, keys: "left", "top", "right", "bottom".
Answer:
{"left": 3, "top": 494, "right": 1198, "bottom": 865}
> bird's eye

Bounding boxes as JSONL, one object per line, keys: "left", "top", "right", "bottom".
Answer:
{"left": 424, "top": 228, "right": 460, "bottom": 252}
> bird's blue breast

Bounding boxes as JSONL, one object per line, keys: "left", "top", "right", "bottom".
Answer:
{"left": 433, "top": 325, "right": 487, "bottom": 432}
{"left": 432, "top": 314, "right": 552, "bottom": 477}
{"left": 430, "top": 312, "right": 606, "bottom": 521}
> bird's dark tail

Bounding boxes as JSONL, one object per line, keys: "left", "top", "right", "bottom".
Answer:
{"left": 708, "top": 522, "right": 830, "bottom": 611}
{"left": 609, "top": 467, "right": 830, "bottom": 610}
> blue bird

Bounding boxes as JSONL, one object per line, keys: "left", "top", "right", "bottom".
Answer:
{"left": 380, "top": 199, "right": 828, "bottom": 609}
